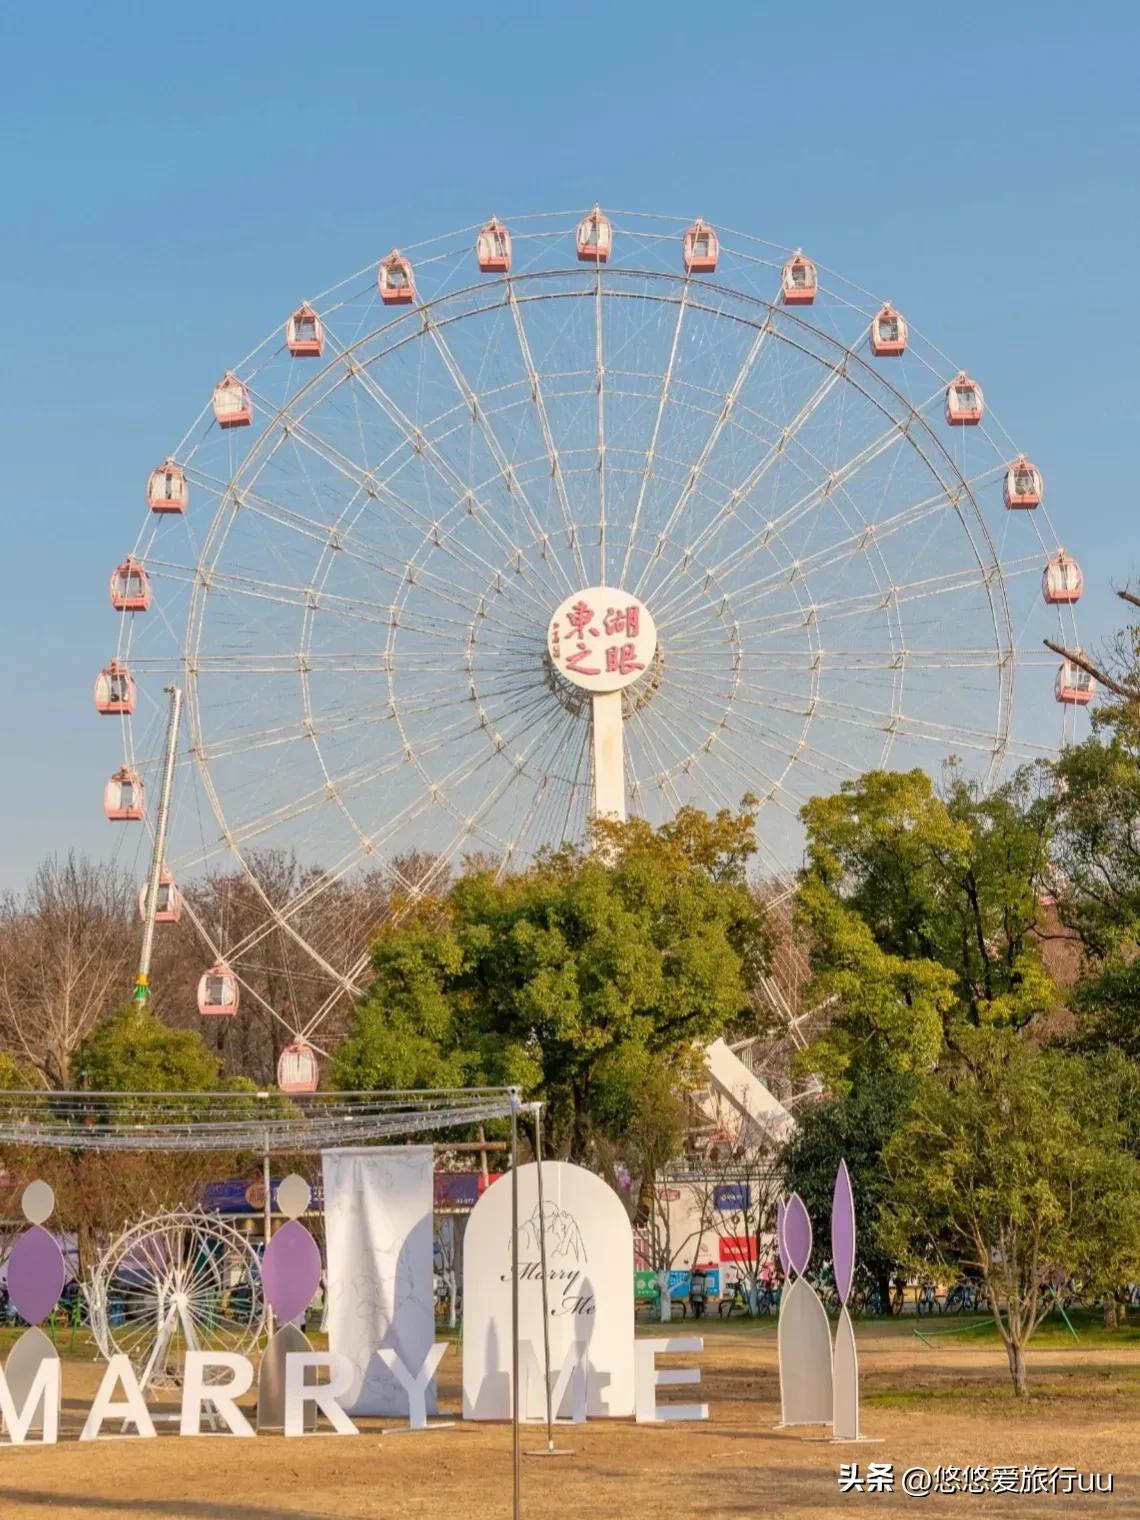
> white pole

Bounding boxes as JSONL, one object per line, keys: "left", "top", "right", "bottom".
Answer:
{"left": 591, "top": 690, "right": 626, "bottom": 822}
{"left": 511, "top": 1103, "right": 521, "bottom": 1520}
{"left": 263, "top": 1137, "right": 274, "bottom": 1338}
{"left": 531, "top": 1105, "right": 555, "bottom": 1450}
{"left": 134, "top": 684, "right": 182, "bottom": 1006}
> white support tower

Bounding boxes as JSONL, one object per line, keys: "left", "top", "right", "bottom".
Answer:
{"left": 546, "top": 586, "right": 658, "bottom": 824}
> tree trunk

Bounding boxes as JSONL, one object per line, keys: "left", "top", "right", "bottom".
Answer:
{"left": 569, "top": 1083, "right": 591, "bottom": 1163}
{"left": 1104, "top": 1298, "right": 1118, "bottom": 1331}
{"left": 877, "top": 1266, "right": 892, "bottom": 1315}
{"left": 655, "top": 1271, "right": 672, "bottom": 1323}
{"left": 633, "top": 1174, "right": 654, "bottom": 1229}
{"left": 1006, "top": 1338, "right": 1029, "bottom": 1396}
{"left": 745, "top": 1273, "right": 759, "bottom": 1317}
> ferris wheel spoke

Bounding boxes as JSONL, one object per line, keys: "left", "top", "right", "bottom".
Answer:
{"left": 149, "top": 555, "right": 485, "bottom": 635}
{"left": 640, "top": 710, "right": 781, "bottom": 819}
{"left": 230, "top": 504, "right": 508, "bottom": 627}
{"left": 711, "top": 697, "right": 864, "bottom": 784}
{"left": 657, "top": 358, "right": 985, "bottom": 635}
{"left": 421, "top": 307, "right": 576, "bottom": 598}
{"left": 283, "top": 413, "right": 556, "bottom": 623}
{"left": 700, "top": 563, "right": 1005, "bottom": 642}
{"left": 196, "top": 701, "right": 418, "bottom": 763}
{"left": 595, "top": 266, "right": 608, "bottom": 583}
{"left": 616, "top": 285, "right": 690, "bottom": 590}
{"left": 651, "top": 407, "right": 934, "bottom": 626}
{"left": 557, "top": 749, "right": 591, "bottom": 842}
{"left": 281, "top": 688, "right": 582, "bottom": 943}
{"left": 749, "top": 688, "right": 1031, "bottom": 759}
{"left": 646, "top": 677, "right": 813, "bottom": 813}
{"left": 180, "top": 882, "right": 352, "bottom": 1031}
{"left": 188, "top": 456, "right": 482, "bottom": 616}
{"left": 669, "top": 648, "right": 1011, "bottom": 675}
{"left": 632, "top": 315, "right": 774, "bottom": 599}
{"left": 659, "top": 487, "right": 965, "bottom": 632}
{"left": 335, "top": 355, "right": 570, "bottom": 611}
{"left": 642, "top": 350, "right": 855, "bottom": 610}
{"left": 225, "top": 734, "right": 455, "bottom": 849}
{"left": 229, "top": 680, "right": 566, "bottom": 927}
{"left": 507, "top": 283, "right": 590, "bottom": 586}
{"left": 500, "top": 709, "right": 583, "bottom": 852}
{"left": 625, "top": 703, "right": 687, "bottom": 816}
{"left": 692, "top": 728, "right": 814, "bottom": 819}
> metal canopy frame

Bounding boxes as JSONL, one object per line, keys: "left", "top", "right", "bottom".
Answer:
{"left": 0, "top": 1086, "right": 521, "bottom": 1152}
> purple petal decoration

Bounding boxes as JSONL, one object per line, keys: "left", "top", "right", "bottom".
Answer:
{"left": 783, "top": 1193, "right": 813, "bottom": 1278}
{"left": 262, "top": 1219, "right": 322, "bottom": 1322}
{"left": 831, "top": 1159, "right": 856, "bottom": 1305}
{"left": 7, "top": 1225, "right": 65, "bottom": 1325}
{"left": 776, "top": 1197, "right": 790, "bottom": 1277}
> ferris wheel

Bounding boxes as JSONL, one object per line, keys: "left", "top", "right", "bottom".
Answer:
{"left": 88, "top": 1209, "right": 264, "bottom": 1390}
{"left": 98, "top": 207, "right": 1087, "bottom": 1068}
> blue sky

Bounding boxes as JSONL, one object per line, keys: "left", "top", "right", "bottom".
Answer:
{"left": 2, "top": 1, "right": 1137, "bottom": 890}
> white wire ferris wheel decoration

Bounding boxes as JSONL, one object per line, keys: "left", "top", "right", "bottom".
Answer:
{"left": 100, "top": 207, "right": 1090, "bottom": 1067}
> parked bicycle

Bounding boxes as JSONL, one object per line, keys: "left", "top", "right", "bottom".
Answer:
{"left": 943, "top": 1276, "right": 988, "bottom": 1314}
{"left": 717, "top": 1278, "right": 780, "bottom": 1318}
{"left": 915, "top": 1279, "right": 942, "bottom": 1316}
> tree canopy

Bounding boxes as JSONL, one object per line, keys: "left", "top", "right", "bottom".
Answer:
{"left": 76, "top": 1004, "right": 223, "bottom": 1092}
{"left": 332, "top": 805, "right": 772, "bottom": 1159}
{"left": 797, "top": 767, "right": 1059, "bottom": 1089}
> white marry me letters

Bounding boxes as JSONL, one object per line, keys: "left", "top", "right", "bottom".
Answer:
{"left": 0, "top": 1161, "right": 708, "bottom": 1445}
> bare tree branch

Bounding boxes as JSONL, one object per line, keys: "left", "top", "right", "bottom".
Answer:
{"left": 1043, "top": 640, "right": 1139, "bottom": 702}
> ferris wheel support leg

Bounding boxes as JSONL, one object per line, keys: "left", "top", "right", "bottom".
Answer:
{"left": 591, "top": 691, "right": 626, "bottom": 823}
{"left": 137, "top": 1300, "right": 179, "bottom": 1402}
{"left": 134, "top": 684, "right": 183, "bottom": 1007}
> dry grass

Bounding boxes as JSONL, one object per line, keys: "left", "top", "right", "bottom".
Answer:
{"left": 1, "top": 1320, "right": 1137, "bottom": 1518}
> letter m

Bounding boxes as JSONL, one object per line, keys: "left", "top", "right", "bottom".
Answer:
{"left": 0, "top": 1356, "right": 60, "bottom": 1444}
{"left": 518, "top": 1340, "right": 587, "bottom": 1424}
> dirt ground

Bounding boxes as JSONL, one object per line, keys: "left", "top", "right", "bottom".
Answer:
{"left": 1, "top": 1321, "right": 1136, "bottom": 1519}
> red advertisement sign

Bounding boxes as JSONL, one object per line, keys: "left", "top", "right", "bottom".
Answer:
{"left": 718, "top": 1234, "right": 758, "bottom": 1264}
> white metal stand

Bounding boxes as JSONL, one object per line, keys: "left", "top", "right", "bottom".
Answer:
{"left": 525, "top": 1103, "right": 573, "bottom": 1458}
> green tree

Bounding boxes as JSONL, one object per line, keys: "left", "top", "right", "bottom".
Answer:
{"left": 798, "top": 767, "right": 1059, "bottom": 1087}
{"left": 1047, "top": 638, "right": 1140, "bottom": 1050}
{"left": 0, "top": 1051, "right": 36, "bottom": 1088}
{"left": 882, "top": 1027, "right": 1140, "bottom": 1394}
{"left": 76, "top": 1004, "right": 222, "bottom": 1092}
{"left": 1052, "top": 735, "right": 1140, "bottom": 960}
{"left": 781, "top": 1070, "right": 917, "bottom": 1311}
{"left": 333, "top": 806, "right": 772, "bottom": 1160}
{"left": 795, "top": 878, "right": 955, "bottom": 1088}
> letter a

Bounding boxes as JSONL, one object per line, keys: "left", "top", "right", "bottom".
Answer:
{"left": 81, "top": 1355, "right": 156, "bottom": 1441}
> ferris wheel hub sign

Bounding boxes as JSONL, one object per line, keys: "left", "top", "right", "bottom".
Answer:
{"left": 547, "top": 587, "right": 657, "bottom": 694}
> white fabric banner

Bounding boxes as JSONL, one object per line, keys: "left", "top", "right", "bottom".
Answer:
{"left": 321, "top": 1146, "right": 435, "bottom": 1417}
